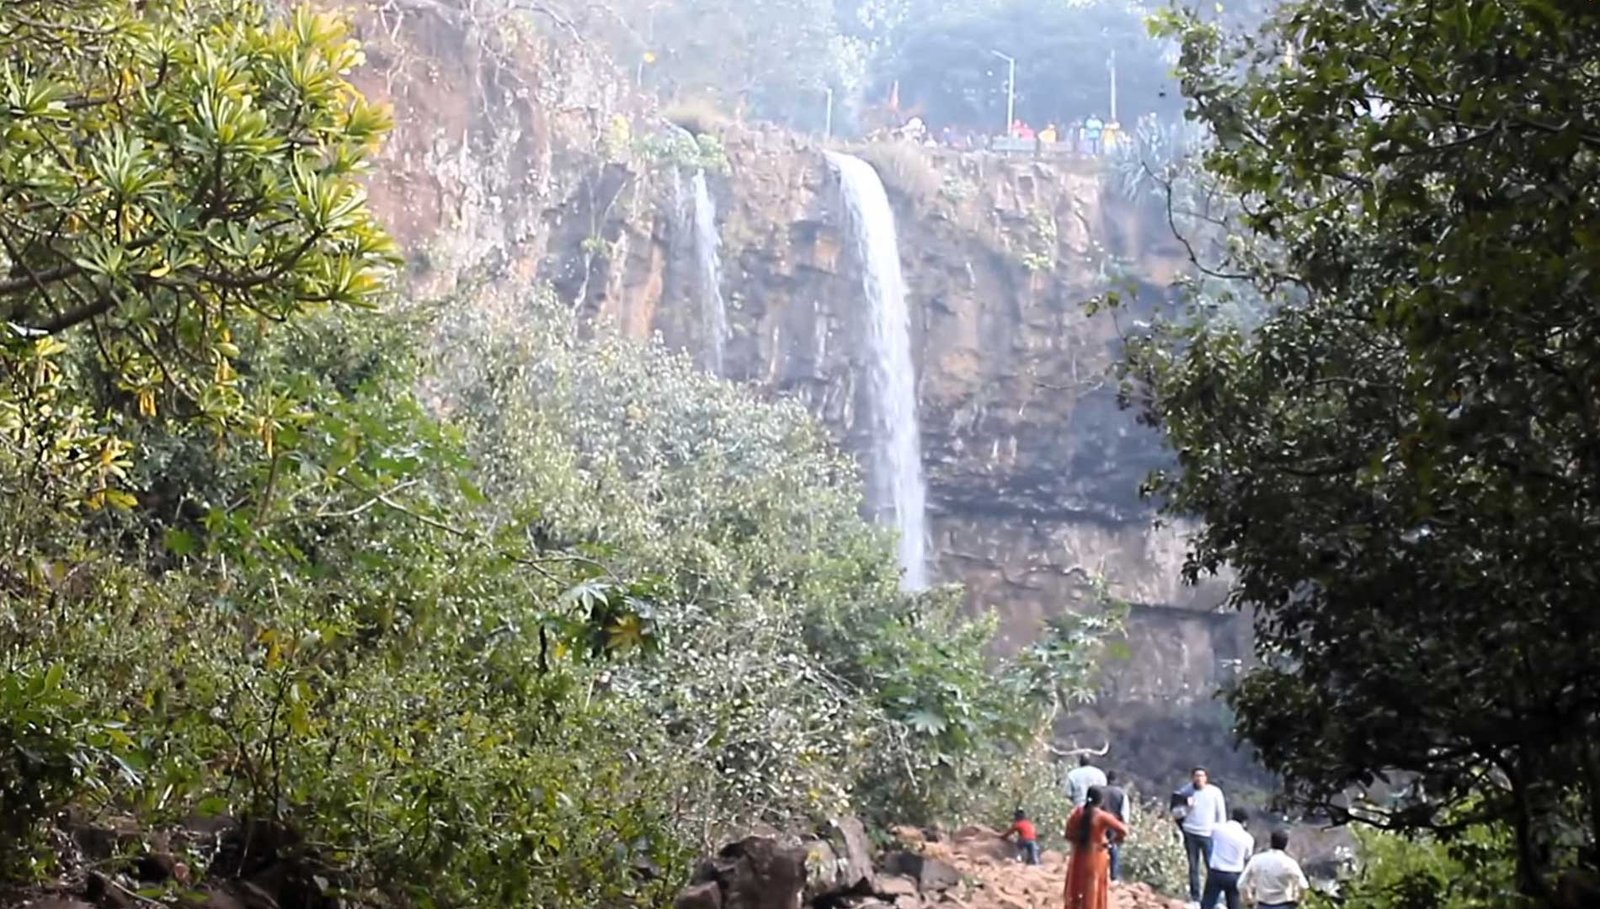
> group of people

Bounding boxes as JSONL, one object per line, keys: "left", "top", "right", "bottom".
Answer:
{"left": 999, "top": 116, "right": 1120, "bottom": 154}
{"left": 880, "top": 114, "right": 1130, "bottom": 156}
{"left": 1005, "top": 759, "right": 1311, "bottom": 909}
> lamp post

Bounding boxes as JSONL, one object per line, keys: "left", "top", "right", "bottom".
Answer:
{"left": 824, "top": 87, "right": 834, "bottom": 139}
{"left": 991, "top": 49, "right": 1015, "bottom": 137}
{"left": 1108, "top": 48, "right": 1118, "bottom": 121}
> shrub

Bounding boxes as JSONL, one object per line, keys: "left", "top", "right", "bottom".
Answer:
{"left": 638, "top": 129, "right": 731, "bottom": 174}
{"left": 1306, "top": 821, "right": 1523, "bottom": 909}
{"left": 1118, "top": 793, "right": 1188, "bottom": 897}
{"left": 664, "top": 98, "right": 731, "bottom": 136}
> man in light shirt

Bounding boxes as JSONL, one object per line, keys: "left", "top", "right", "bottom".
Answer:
{"left": 1065, "top": 753, "right": 1107, "bottom": 806}
{"left": 1173, "top": 766, "right": 1228, "bottom": 906}
{"left": 1239, "top": 828, "right": 1310, "bottom": 909}
{"left": 1202, "top": 807, "right": 1255, "bottom": 909}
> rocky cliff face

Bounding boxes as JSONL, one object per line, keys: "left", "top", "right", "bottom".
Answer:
{"left": 341, "top": 3, "right": 1255, "bottom": 786}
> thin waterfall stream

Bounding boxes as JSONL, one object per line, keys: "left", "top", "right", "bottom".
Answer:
{"left": 824, "top": 150, "right": 930, "bottom": 591}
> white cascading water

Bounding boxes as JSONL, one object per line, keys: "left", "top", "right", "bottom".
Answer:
{"left": 824, "top": 151, "right": 930, "bottom": 591}
{"left": 690, "top": 170, "right": 728, "bottom": 376}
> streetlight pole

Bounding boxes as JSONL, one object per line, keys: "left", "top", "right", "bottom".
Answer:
{"left": 991, "top": 50, "right": 1015, "bottom": 137}
{"left": 1108, "top": 48, "right": 1118, "bottom": 122}
{"left": 824, "top": 87, "right": 834, "bottom": 139}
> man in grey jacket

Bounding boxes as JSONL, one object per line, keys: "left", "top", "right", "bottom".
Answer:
{"left": 1172, "top": 766, "right": 1228, "bottom": 907}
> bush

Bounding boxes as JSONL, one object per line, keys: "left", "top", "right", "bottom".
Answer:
{"left": 1118, "top": 793, "right": 1188, "bottom": 897}
{"left": 431, "top": 292, "right": 1119, "bottom": 838}
{"left": 854, "top": 141, "right": 944, "bottom": 208}
{"left": 0, "top": 4, "right": 1118, "bottom": 900}
{"left": 664, "top": 98, "right": 731, "bottom": 136}
{"left": 1306, "top": 822, "right": 1523, "bottom": 909}
{"left": 638, "top": 129, "right": 731, "bottom": 174}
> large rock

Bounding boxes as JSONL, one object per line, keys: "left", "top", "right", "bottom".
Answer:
{"left": 676, "top": 881, "right": 723, "bottom": 909}
{"left": 882, "top": 852, "right": 963, "bottom": 894}
{"left": 802, "top": 838, "right": 845, "bottom": 901}
{"left": 687, "top": 836, "right": 809, "bottom": 909}
{"left": 874, "top": 876, "right": 920, "bottom": 899}
{"left": 801, "top": 816, "right": 877, "bottom": 902}
{"left": 949, "top": 826, "right": 1014, "bottom": 862}
{"left": 826, "top": 816, "right": 876, "bottom": 892}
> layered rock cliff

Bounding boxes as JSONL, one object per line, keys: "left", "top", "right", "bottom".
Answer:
{"left": 341, "top": 2, "right": 1256, "bottom": 786}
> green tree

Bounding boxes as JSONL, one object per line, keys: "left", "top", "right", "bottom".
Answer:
{"left": 432, "top": 291, "right": 1119, "bottom": 831}
{"left": 1309, "top": 810, "right": 1520, "bottom": 909}
{"left": 0, "top": 0, "right": 395, "bottom": 529}
{"left": 1116, "top": 0, "right": 1600, "bottom": 900}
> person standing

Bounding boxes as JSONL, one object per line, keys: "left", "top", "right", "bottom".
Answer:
{"left": 1202, "top": 808, "right": 1254, "bottom": 909}
{"left": 1066, "top": 754, "right": 1108, "bottom": 807}
{"left": 1239, "top": 829, "right": 1310, "bottom": 909}
{"left": 1084, "top": 114, "right": 1105, "bottom": 154}
{"left": 1008, "top": 808, "right": 1042, "bottom": 865}
{"left": 1102, "top": 771, "right": 1128, "bottom": 882}
{"left": 1064, "top": 786, "right": 1128, "bottom": 909}
{"left": 1173, "top": 767, "right": 1228, "bottom": 907}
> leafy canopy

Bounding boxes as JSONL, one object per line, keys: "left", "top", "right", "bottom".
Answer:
{"left": 0, "top": 1, "right": 1120, "bottom": 902}
{"left": 1121, "top": 0, "right": 1600, "bottom": 899}
{"left": 0, "top": 0, "right": 396, "bottom": 522}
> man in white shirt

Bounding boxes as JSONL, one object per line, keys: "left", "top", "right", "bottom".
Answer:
{"left": 1239, "top": 828, "right": 1310, "bottom": 909}
{"left": 1174, "top": 767, "right": 1229, "bottom": 906}
{"left": 1065, "top": 754, "right": 1107, "bottom": 807}
{"left": 1202, "top": 807, "right": 1255, "bottom": 909}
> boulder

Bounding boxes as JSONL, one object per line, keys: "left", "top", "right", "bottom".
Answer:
{"left": 684, "top": 836, "right": 808, "bottom": 909}
{"left": 825, "top": 816, "right": 875, "bottom": 892}
{"left": 802, "top": 838, "right": 844, "bottom": 901}
{"left": 676, "top": 881, "right": 723, "bottom": 909}
{"left": 948, "top": 826, "right": 1012, "bottom": 862}
{"left": 874, "top": 876, "right": 919, "bottom": 899}
{"left": 888, "top": 826, "right": 927, "bottom": 847}
{"left": 882, "top": 852, "right": 962, "bottom": 893}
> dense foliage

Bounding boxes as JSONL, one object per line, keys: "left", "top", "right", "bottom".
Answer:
{"left": 1115, "top": 0, "right": 1600, "bottom": 901}
{"left": 1, "top": 1, "right": 1118, "bottom": 902}
{"left": 1117, "top": 794, "right": 1188, "bottom": 897}
{"left": 1307, "top": 817, "right": 1520, "bottom": 909}
{"left": 431, "top": 294, "right": 1122, "bottom": 830}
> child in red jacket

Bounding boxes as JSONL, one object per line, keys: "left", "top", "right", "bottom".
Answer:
{"left": 1008, "top": 808, "right": 1041, "bottom": 864}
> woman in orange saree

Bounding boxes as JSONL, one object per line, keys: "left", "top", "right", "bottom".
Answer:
{"left": 1064, "top": 785, "right": 1129, "bottom": 909}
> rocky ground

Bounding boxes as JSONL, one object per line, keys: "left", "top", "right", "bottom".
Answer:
{"left": 678, "top": 821, "right": 1184, "bottom": 909}
{"left": 895, "top": 825, "right": 1183, "bottom": 909}
{"left": 8, "top": 815, "right": 1185, "bottom": 909}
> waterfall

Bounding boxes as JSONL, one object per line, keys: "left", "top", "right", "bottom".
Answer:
{"left": 824, "top": 151, "right": 930, "bottom": 591}
{"left": 690, "top": 171, "right": 728, "bottom": 376}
